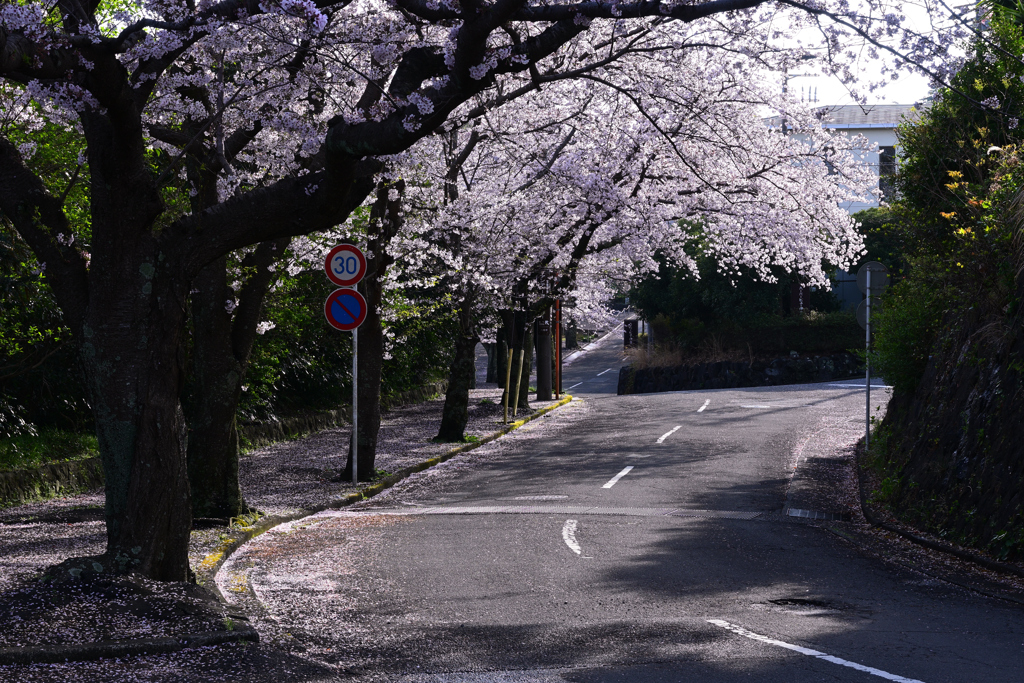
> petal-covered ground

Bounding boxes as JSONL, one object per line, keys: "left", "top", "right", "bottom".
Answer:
{"left": 0, "top": 380, "right": 558, "bottom": 672}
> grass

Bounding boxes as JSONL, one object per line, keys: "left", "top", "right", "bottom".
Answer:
{"left": 0, "top": 429, "right": 98, "bottom": 472}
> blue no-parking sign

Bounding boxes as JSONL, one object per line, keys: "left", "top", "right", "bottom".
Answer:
{"left": 324, "top": 288, "right": 367, "bottom": 331}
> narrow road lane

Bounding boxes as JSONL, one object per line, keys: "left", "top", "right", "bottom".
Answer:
{"left": 220, "top": 330, "right": 1023, "bottom": 682}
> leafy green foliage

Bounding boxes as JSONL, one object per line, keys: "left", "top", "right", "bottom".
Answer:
{"left": 874, "top": 19, "right": 1024, "bottom": 394}
{"left": 849, "top": 207, "right": 907, "bottom": 274}
{"left": 870, "top": 264, "right": 946, "bottom": 394}
{"left": 631, "top": 252, "right": 848, "bottom": 356}
{"left": 239, "top": 269, "right": 456, "bottom": 422}
{"left": 892, "top": 19, "right": 1024, "bottom": 262}
{"left": 240, "top": 270, "right": 352, "bottom": 421}
{"left": 0, "top": 224, "right": 91, "bottom": 435}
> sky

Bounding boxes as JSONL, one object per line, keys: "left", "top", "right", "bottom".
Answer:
{"left": 780, "top": 0, "right": 955, "bottom": 107}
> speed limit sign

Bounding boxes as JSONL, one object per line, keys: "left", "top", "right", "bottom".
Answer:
{"left": 325, "top": 244, "right": 366, "bottom": 287}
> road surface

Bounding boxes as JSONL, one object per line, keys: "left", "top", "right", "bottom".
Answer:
{"left": 218, "top": 327, "right": 1023, "bottom": 682}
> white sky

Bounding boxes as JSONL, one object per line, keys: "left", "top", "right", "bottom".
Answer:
{"left": 781, "top": 0, "right": 953, "bottom": 107}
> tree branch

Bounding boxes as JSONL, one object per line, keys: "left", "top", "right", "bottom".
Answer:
{"left": 0, "top": 136, "right": 89, "bottom": 333}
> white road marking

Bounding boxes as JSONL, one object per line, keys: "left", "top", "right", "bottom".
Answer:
{"left": 741, "top": 405, "right": 773, "bottom": 409}
{"left": 656, "top": 426, "right": 681, "bottom": 443}
{"left": 596, "top": 368, "right": 614, "bottom": 376}
{"left": 568, "top": 382, "right": 583, "bottom": 389}
{"left": 562, "top": 520, "right": 581, "bottom": 554}
{"left": 602, "top": 466, "right": 634, "bottom": 488}
{"left": 828, "top": 383, "right": 894, "bottom": 389}
{"left": 708, "top": 619, "right": 926, "bottom": 683}
{"left": 697, "top": 399, "right": 710, "bottom": 412}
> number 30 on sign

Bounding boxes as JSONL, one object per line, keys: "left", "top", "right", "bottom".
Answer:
{"left": 325, "top": 244, "right": 367, "bottom": 287}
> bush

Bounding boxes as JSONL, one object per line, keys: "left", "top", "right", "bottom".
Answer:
{"left": 870, "top": 265, "right": 945, "bottom": 394}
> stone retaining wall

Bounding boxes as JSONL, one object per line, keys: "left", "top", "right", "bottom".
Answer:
{"left": 1, "top": 381, "right": 449, "bottom": 507}
{"left": 0, "top": 457, "right": 104, "bottom": 507}
{"left": 617, "top": 353, "right": 862, "bottom": 395}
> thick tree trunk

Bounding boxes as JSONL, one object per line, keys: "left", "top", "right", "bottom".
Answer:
{"left": 498, "top": 309, "right": 514, "bottom": 402}
{"left": 183, "top": 238, "right": 287, "bottom": 521}
{"left": 183, "top": 256, "right": 246, "bottom": 520}
{"left": 82, "top": 257, "right": 193, "bottom": 581}
{"left": 342, "top": 181, "right": 401, "bottom": 482}
{"left": 565, "top": 324, "right": 578, "bottom": 350}
{"left": 343, "top": 271, "right": 384, "bottom": 482}
{"left": 497, "top": 334, "right": 509, "bottom": 389}
{"left": 536, "top": 318, "right": 552, "bottom": 401}
{"left": 436, "top": 295, "right": 479, "bottom": 442}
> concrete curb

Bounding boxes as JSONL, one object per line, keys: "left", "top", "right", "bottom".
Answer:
{"left": 0, "top": 623, "right": 259, "bottom": 666}
{"left": 199, "top": 394, "right": 576, "bottom": 594}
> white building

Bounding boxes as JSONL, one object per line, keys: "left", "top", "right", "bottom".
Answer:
{"left": 766, "top": 104, "right": 925, "bottom": 309}
{"left": 818, "top": 104, "right": 924, "bottom": 308}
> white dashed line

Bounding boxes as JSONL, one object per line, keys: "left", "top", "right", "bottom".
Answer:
{"left": 562, "top": 520, "right": 581, "bottom": 554}
{"left": 601, "top": 466, "right": 634, "bottom": 489}
{"left": 707, "top": 620, "right": 926, "bottom": 683}
{"left": 741, "top": 405, "right": 772, "bottom": 409}
{"left": 656, "top": 426, "right": 681, "bottom": 443}
{"left": 596, "top": 368, "right": 614, "bottom": 376}
{"left": 568, "top": 382, "right": 583, "bottom": 389}
{"left": 697, "top": 399, "right": 710, "bottom": 412}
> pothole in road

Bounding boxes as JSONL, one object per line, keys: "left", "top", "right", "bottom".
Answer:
{"left": 769, "top": 598, "right": 831, "bottom": 608}
{"left": 751, "top": 597, "right": 859, "bottom": 615}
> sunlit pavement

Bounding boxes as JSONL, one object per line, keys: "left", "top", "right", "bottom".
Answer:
{"left": 217, "top": 330, "right": 1023, "bottom": 683}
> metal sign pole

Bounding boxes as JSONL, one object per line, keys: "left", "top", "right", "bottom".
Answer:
{"left": 554, "top": 299, "right": 561, "bottom": 399}
{"left": 352, "top": 326, "right": 358, "bottom": 484}
{"left": 865, "top": 269, "right": 871, "bottom": 451}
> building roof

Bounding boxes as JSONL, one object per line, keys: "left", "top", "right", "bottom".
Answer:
{"left": 815, "top": 103, "right": 924, "bottom": 128}
{"left": 764, "top": 103, "right": 926, "bottom": 130}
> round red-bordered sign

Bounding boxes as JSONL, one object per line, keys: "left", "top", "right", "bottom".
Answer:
{"left": 325, "top": 244, "right": 367, "bottom": 287}
{"left": 324, "top": 288, "right": 368, "bottom": 331}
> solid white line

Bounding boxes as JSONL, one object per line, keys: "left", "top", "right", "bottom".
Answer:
{"left": 568, "top": 382, "right": 583, "bottom": 389}
{"left": 602, "top": 466, "right": 634, "bottom": 489}
{"left": 562, "top": 520, "right": 581, "bottom": 554}
{"left": 697, "top": 399, "right": 710, "bottom": 413}
{"left": 656, "top": 426, "right": 681, "bottom": 443}
{"left": 596, "top": 368, "right": 613, "bottom": 376}
{"left": 707, "top": 620, "right": 926, "bottom": 683}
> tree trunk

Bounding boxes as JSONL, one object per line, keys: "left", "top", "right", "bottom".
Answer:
{"left": 183, "top": 257, "right": 246, "bottom": 521}
{"left": 183, "top": 238, "right": 287, "bottom": 520}
{"left": 484, "top": 342, "right": 497, "bottom": 383}
{"left": 82, "top": 255, "right": 193, "bottom": 581}
{"left": 516, "top": 326, "right": 534, "bottom": 415}
{"left": 343, "top": 270, "right": 384, "bottom": 481}
{"left": 436, "top": 295, "right": 479, "bottom": 442}
{"left": 342, "top": 181, "right": 401, "bottom": 482}
{"left": 536, "top": 318, "right": 552, "bottom": 401}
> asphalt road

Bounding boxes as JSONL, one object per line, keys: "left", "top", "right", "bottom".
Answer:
{"left": 221, "top": 327, "right": 1024, "bottom": 682}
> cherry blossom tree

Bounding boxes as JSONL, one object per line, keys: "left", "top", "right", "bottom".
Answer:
{"left": 395, "top": 45, "right": 874, "bottom": 438}
{"left": 0, "top": 0, "right": 969, "bottom": 580}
